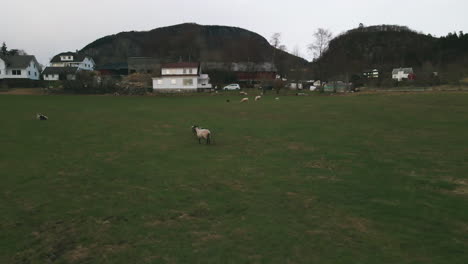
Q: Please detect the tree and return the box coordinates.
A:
[308,28,333,61]
[269,33,281,49]
[8,49,19,56]
[269,32,282,64]
[292,45,301,58]
[308,28,333,82]
[1,42,7,56]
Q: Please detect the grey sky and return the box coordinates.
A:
[2,0,467,65]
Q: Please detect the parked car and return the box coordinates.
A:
[223,84,241,90]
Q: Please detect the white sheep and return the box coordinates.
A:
[275,97,280,101]
[240,97,249,103]
[255,95,261,101]
[191,125,212,144]
[240,91,248,96]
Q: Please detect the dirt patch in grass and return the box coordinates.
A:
[287,142,314,152]
[95,152,120,162]
[339,216,370,233]
[451,178,468,195]
[304,158,335,170]
[223,180,247,192]
[66,245,90,262]
[0,88,45,95]
[191,231,223,243]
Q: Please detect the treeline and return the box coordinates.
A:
[314,25,468,86]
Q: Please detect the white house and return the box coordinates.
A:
[0,55,41,80]
[49,52,95,70]
[42,52,95,81]
[392,68,414,81]
[152,62,212,92]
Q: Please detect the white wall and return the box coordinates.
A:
[79,57,95,70]
[50,57,95,71]
[153,76,198,90]
[393,72,409,81]
[162,67,198,76]
[43,74,59,81]
[0,58,5,79]
[1,59,40,80]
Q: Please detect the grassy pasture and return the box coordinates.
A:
[0,93,467,263]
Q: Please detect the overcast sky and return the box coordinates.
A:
[2,0,467,65]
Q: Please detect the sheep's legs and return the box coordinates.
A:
[198,138,201,144]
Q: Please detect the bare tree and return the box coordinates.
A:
[308,28,333,61]
[269,33,282,49]
[308,28,333,85]
[269,33,282,64]
[292,45,301,58]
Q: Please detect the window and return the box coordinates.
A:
[28,71,31,75]
[183,79,193,86]
[188,68,193,74]
[166,69,172,74]
[157,79,162,85]
[171,79,176,84]
[35,72,37,76]
[12,70,21,75]
[183,69,187,74]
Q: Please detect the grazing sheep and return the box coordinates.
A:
[36,113,48,120]
[255,95,261,101]
[240,97,249,103]
[275,97,280,101]
[240,91,248,96]
[191,125,212,144]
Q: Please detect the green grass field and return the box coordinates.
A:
[1,93,467,263]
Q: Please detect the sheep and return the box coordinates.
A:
[240,91,248,96]
[36,113,48,120]
[255,95,261,101]
[275,97,280,101]
[240,97,249,103]
[191,125,212,144]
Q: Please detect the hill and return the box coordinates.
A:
[80,23,307,73]
[315,25,468,83]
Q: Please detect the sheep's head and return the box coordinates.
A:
[191,125,199,134]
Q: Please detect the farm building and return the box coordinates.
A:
[128,57,160,74]
[392,67,416,81]
[96,62,129,76]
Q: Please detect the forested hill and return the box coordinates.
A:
[316,25,468,80]
[80,23,307,69]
